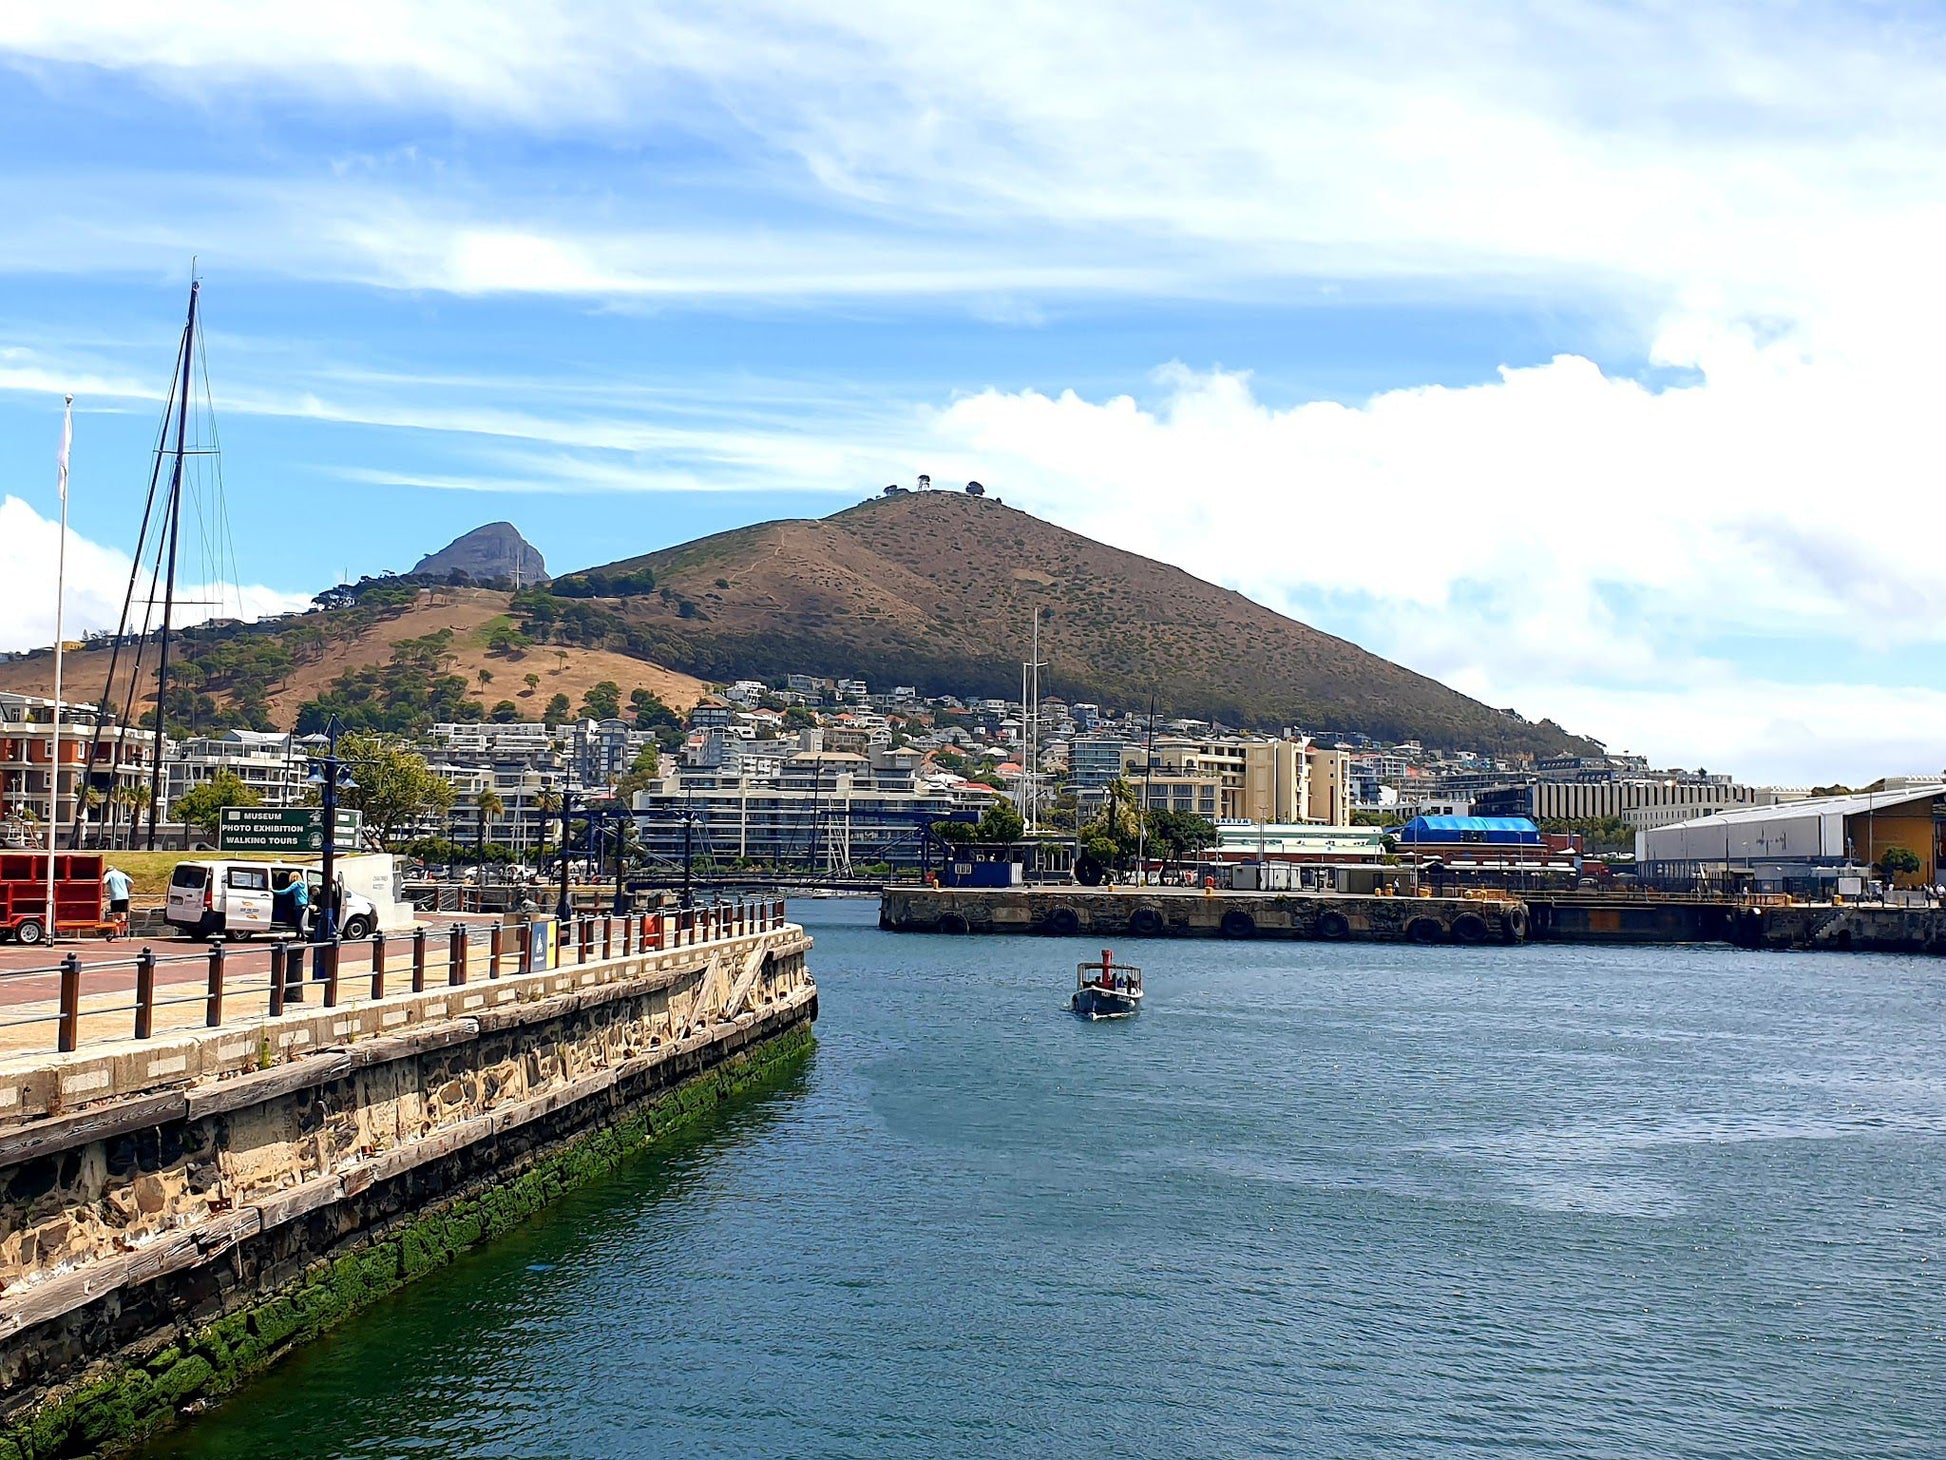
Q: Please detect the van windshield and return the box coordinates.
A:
[170,865,208,889]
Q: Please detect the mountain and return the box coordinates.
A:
[571,491,1595,755]
[412,522,548,585]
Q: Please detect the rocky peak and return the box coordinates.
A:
[412,522,548,585]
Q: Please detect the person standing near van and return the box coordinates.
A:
[289,873,311,940]
[103,864,132,939]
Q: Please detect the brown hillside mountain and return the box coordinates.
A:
[0,587,705,731]
[581,491,1595,754]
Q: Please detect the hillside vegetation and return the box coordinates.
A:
[0,585,706,736]
[567,492,1593,755]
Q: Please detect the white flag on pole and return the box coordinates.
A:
[58,394,71,502]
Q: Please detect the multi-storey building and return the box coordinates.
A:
[165,730,304,812]
[0,692,163,847]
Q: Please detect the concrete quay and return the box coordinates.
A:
[1728,901,1946,953]
[0,910,815,1458]
[880,885,1528,944]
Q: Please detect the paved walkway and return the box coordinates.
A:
[0,924,493,1060]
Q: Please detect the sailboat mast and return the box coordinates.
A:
[145,280,199,851]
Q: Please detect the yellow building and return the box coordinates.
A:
[1126,734,1351,827]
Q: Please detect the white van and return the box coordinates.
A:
[165,860,379,941]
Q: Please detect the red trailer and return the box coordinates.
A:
[0,852,112,944]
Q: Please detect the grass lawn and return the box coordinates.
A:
[96,850,290,897]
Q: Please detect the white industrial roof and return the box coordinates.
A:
[1656,783,1945,832]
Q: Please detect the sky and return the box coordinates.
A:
[1,2,1944,785]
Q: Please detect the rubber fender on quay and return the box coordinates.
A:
[936,913,970,935]
[1128,906,1165,936]
[1450,912,1489,945]
[1405,917,1444,945]
[1220,909,1257,939]
[1315,909,1351,940]
[1045,906,1082,937]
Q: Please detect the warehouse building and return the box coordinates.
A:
[1635,785,1946,892]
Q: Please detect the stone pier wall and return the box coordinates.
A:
[880,886,1528,944]
[0,925,815,1458]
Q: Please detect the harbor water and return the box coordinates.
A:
[148,900,1945,1458]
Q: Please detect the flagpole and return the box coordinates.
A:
[47,395,72,946]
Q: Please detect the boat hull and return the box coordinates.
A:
[1071,985,1141,1020]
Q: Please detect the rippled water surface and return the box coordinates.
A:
[149,901,1946,1458]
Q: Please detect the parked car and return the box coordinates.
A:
[165,860,378,941]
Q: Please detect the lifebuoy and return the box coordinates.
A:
[1406,917,1443,945]
[1220,909,1257,939]
[1128,907,1165,936]
[1315,910,1350,941]
[1451,913,1489,945]
[1046,907,1082,936]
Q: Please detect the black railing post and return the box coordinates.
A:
[322,938,340,1008]
[449,925,466,986]
[371,932,387,1001]
[134,947,157,1039]
[269,942,288,1018]
[57,953,81,1053]
[412,926,428,992]
[206,942,226,1027]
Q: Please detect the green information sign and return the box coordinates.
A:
[217,807,363,853]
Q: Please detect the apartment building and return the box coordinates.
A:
[0,692,162,846]
[165,730,303,811]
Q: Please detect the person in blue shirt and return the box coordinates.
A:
[104,865,132,938]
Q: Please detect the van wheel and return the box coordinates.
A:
[342,915,374,940]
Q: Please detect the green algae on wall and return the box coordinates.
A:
[2,1021,815,1460]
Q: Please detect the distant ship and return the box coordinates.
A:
[1071,948,1143,1020]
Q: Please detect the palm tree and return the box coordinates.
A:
[477,669,494,694]
[534,788,562,873]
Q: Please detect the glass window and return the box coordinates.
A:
[170,864,208,889]
[227,867,269,891]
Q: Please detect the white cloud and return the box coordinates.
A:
[916,336,1946,784]
[6,2,1946,785]
[0,496,313,654]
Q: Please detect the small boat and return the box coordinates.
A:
[1071,948,1143,1020]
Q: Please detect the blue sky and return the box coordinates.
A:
[3,3,1945,784]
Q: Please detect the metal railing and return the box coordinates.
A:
[0,898,789,1058]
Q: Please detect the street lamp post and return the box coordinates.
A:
[307,717,356,943]
[556,789,577,921]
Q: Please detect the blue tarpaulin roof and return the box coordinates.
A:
[1395,815,1542,844]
